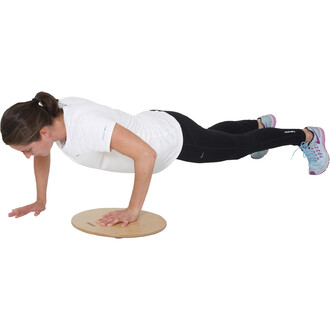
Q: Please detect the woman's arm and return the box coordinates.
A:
[96,123,157,227]
[8,154,50,218]
[34,154,51,204]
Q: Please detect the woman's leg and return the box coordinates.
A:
[209,115,275,159]
[208,119,259,134]
[164,111,306,163]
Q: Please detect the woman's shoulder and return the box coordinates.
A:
[59,96,93,107]
[59,97,102,119]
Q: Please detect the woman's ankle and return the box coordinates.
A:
[257,118,264,129]
[303,128,314,143]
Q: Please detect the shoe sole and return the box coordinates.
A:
[269,114,277,128]
[310,127,329,175]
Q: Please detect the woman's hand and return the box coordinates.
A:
[9,200,46,218]
[96,124,155,228]
[96,207,141,227]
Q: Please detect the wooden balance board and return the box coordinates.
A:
[71,208,167,238]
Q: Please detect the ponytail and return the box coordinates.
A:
[1,92,63,146]
[34,91,62,118]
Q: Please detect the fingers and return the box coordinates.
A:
[106,219,119,227]
[9,208,29,218]
[96,212,115,221]
[9,205,43,218]
[98,217,119,227]
[96,212,117,224]
[9,208,21,217]
[96,211,130,227]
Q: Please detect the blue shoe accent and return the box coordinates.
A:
[298,127,329,175]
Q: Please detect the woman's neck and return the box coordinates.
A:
[51,115,67,142]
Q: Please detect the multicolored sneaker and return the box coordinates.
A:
[299,127,329,175]
[251,114,277,159]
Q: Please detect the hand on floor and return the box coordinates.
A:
[9,200,46,218]
[96,208,140,227]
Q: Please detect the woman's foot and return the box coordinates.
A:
[251,114,277,159]
[299,127,329,175]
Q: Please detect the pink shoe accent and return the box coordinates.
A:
[320,127,327,148]
[269,114,277,127]
[308,127,329,175]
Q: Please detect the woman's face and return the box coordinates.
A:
[10,133,53,158]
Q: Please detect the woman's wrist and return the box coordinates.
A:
[36,198,46,205]
[127,205,141,215]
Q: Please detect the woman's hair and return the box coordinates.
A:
[1,92,63,146]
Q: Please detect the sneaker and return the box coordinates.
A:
[299,127,329,175]
[251,114,277,159]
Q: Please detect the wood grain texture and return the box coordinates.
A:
[71,208,166,238]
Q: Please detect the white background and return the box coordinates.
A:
[0,1,329,329]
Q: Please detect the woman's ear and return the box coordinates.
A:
[40,127,51,138]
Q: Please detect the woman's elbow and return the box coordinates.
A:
[150,148,157,160]
[143,147,157,161]
[134,146,157,163]
[134,149,157,170]
[143,148,157,163]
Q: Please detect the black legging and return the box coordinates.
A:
[155,110,306,163]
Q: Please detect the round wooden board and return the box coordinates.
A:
[71,208,167,238]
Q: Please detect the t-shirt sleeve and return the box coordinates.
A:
[80,113,116,152]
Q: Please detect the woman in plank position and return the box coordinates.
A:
[1,92,328,226]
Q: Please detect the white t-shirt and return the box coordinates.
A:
[56,97,183,173]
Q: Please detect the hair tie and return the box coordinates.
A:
[32,98,40,104]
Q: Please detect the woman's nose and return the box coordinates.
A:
[23,152,32,159]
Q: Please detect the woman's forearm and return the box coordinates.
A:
[128,151,156,213]
[34,154,51,203]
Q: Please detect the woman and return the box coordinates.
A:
[1,92,328,227]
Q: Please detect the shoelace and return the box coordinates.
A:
[291,142,320,163]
